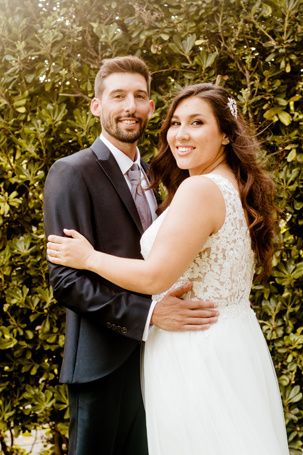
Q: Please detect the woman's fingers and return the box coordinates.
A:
[48,229,81,243]
[47,241,67,260]
[47,241,71,252]
[48,234,66,243]
[47,245,67,264]
[47,248,58,256]
[47,241,59,251]
[46,230,91,268]
[63,228,82,239]
[47,254,62,264]
[47,248,62,261]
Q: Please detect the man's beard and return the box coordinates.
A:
[102,115,148,143]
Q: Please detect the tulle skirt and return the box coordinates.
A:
[142,306,289,455]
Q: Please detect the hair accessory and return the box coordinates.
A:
[227,97,238,119]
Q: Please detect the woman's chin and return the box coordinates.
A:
[175,161,190,171]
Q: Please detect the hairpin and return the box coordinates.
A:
[227,97,237,119]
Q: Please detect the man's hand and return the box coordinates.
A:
[151,282,218,331]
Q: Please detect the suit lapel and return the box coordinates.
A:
[90,138,144,234]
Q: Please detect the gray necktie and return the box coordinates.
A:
[127,163,152,231]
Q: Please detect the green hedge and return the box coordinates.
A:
[0,0,302,453]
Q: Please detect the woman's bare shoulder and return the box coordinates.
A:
[176,174,224,202]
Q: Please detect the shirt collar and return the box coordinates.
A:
[100,134,141,175]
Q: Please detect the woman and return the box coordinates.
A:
[47,83,289,454]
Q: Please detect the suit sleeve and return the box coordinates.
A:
[44,158,151,341]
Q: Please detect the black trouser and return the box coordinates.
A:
[67,346,148,455]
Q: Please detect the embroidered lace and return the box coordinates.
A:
[141,173,255,316]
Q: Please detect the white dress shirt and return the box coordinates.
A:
[100,134,158,340]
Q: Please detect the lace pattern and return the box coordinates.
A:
[140,174,255,313]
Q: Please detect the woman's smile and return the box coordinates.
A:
[175,145,196,155]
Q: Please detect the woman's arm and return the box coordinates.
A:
[47,176,225,295]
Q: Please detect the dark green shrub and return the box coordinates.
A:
[0,0,302,452]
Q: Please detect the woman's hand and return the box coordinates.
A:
[47,229,95,270]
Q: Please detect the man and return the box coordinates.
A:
[44,56,218,455]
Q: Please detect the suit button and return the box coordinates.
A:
[122,327,127,334]
[106,322,112,329]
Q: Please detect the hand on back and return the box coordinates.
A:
[151,281,218,331]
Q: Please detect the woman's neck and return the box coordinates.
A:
[189,156,229,177]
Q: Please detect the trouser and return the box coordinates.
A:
[67,346,148,455]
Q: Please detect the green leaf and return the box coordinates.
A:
[287,149,296,162]
[263,107,283,120]
[278,111,292,125]
[181,33,196,54]
[15,106,26,113]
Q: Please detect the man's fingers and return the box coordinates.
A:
[182,316,218,325]
[168,282,192,298]
[182,309,219,318]
[184,299,218,310]
[153,294,219,332]
[170,299,219,316]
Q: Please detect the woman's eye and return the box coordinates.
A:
[170,121,180,127]
[192,120,203,126]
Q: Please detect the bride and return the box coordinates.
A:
[47,83,289,454]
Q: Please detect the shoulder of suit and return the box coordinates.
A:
[51,146,96,170]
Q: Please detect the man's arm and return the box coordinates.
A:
[44,158,151,341]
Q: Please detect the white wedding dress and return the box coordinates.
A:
[140,173,289,455]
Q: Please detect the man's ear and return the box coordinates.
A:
[148,99,155,119]
[90,97,102,117]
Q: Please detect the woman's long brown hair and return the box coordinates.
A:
[148,83,277,278]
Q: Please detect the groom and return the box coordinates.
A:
[44,55,218,455]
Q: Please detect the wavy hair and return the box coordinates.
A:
[149,83,277,278]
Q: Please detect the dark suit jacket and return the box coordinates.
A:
[44,138,152,384]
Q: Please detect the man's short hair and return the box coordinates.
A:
[94,55,151,97]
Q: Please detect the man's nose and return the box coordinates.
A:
[124,95,136,114]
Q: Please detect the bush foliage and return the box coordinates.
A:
[0,0,302,453]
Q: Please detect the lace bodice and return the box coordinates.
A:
[140,173,255,313]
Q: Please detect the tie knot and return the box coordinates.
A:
[127,163,141,185]
[130,163,140,171]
